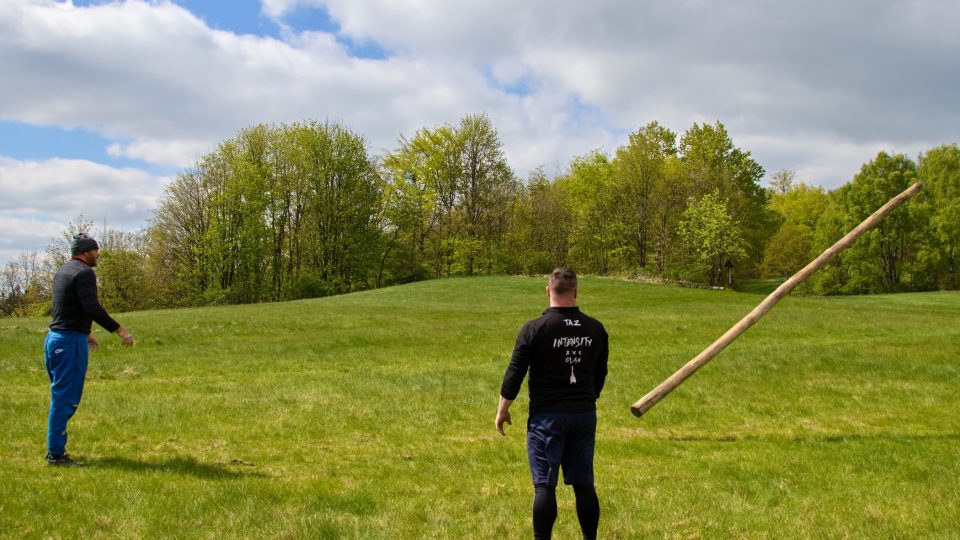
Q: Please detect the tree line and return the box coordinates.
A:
[2,114,958,316]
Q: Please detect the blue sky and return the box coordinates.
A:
[1,0,958,264]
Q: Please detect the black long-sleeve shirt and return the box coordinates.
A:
[500,306,609,415]
[49,258,120,335]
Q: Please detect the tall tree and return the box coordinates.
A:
[816,152,919,293]
[507,168,572,274]
[384,113,515,277]
[611,121,677,270]
[677,190,748,286]
[650,156,691,276]
[148,169,214,305]
[147,121,382,304]
[389,124,462,277]
[96,228,152,312]
[679,121,773,276]
[917,144,960,289]
[299,121,382,293]
[559,151,616,274]
[455,114,517,275]
[376,156,436,286]
[769,169,796,195]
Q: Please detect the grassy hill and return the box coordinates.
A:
[1,276,958,538]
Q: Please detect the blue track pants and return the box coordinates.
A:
[44,330,88,457]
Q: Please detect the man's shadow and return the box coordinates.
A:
[85,456,268,479]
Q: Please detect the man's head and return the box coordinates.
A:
[547,267,577,306]
[70,233,100,267]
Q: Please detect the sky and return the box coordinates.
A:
[1,0,958,265]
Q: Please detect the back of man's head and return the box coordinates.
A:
[70,233,99,256]
[549,267,578,296]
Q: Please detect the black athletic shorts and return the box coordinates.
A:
[526,410,597,486]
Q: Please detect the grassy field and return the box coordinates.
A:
[1,276,958,538]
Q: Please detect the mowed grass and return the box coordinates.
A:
[1,276,958,538]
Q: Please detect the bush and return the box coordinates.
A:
[288,273,335,300]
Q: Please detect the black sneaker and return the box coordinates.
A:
[46,453,80,466]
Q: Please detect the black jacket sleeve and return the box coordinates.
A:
[500,323,532,400]
[76,268,121,333]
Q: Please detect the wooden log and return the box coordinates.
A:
[631,182,923,418]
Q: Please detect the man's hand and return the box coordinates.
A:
[495,396,514,436]
[495,410,512,436]
[116,326,135,347]
[87,333,99,351]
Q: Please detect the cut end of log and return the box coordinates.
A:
[630,394,657,417]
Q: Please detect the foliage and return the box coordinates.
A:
[813,152,923,294]
[677,189,748,285]
[769,182,830,231]
[0,250,46,316]
[96,230,154,312]
[5,119,960,319]
[610,121,678,270]
[768,169,796,194]
[504,168,572,275]
[761,182,829,280]
[383,113,517,278]
[760,222,813,279]
[916,144,960,290]
[559,150,617,274]
[678,121,774,278]
[148,121,383,305]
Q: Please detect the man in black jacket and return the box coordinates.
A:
[44,233,134,466]
[496,267,609,540]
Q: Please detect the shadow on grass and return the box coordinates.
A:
[86,456,269,479]
[808,432,960,444]
[665,432,960,444]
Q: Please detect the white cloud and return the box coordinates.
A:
[0,0,540,166]
[0,214,63,257]
[0,156,167,230]
[296,0,959,178]
[0,0,957,264]
[259,0,307,20]
[738,134,933,189]
[5,0,951,183]
[106,138,215,168]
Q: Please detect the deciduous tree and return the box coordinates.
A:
[917,144,960,289]
[611,121,677,270]
[677,190,747,285]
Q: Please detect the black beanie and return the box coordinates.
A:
[70,233,99,256]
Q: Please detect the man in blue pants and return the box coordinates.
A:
[45,233,134,466]
[496,267,609,539]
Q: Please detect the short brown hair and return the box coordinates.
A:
[549,267,578,296]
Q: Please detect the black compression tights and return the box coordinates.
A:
[573,485,600,539]
[533,485,558,539]
[532,485,600,540]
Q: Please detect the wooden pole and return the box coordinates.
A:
[630,182,923,418]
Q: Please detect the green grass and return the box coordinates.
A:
[737,278,785,295]
[2,276,959,538]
